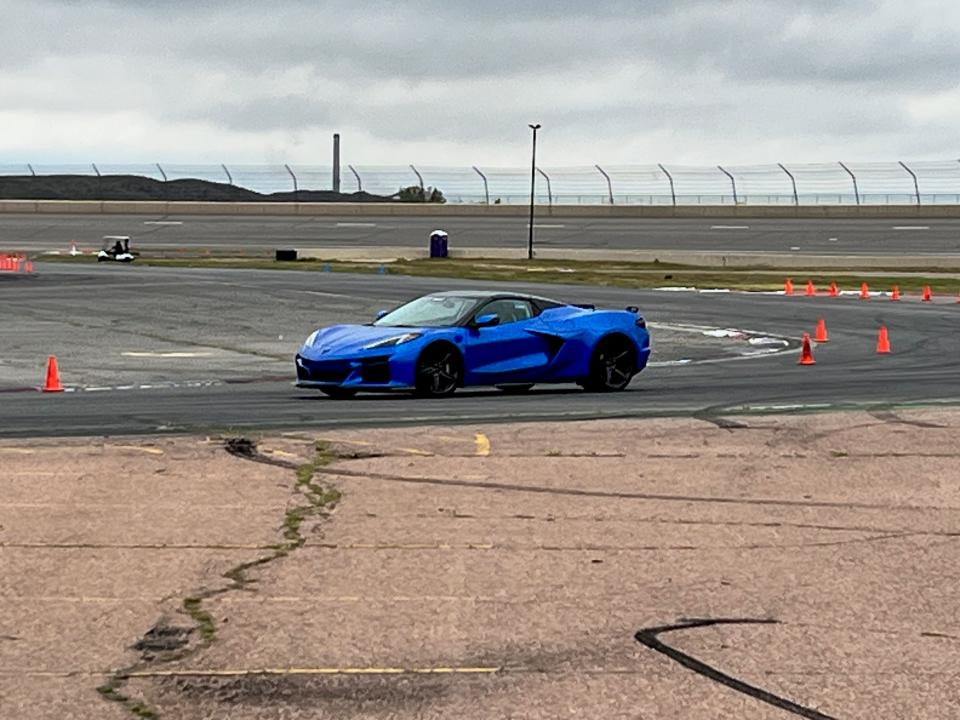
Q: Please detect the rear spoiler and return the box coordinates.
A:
[626,305,639,313]
[573,303,595,310]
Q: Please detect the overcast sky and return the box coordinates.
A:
[2,0,959,167]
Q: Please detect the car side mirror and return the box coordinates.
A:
[375,310,388,320]
[474,313,500,328]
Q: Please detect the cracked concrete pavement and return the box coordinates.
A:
[2,410,960,718]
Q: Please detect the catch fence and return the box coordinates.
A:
[3,161,960,205]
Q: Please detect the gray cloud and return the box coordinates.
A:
[1,0,959,164]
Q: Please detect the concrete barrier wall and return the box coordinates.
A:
[3,199,960,219]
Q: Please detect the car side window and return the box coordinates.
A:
[476,299,536,325]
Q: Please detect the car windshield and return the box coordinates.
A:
[374,295,480,328]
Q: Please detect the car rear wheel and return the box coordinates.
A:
[582,335,635,392]
[495,383,534,394]
[320,387,357,399]
[414,344,462,397]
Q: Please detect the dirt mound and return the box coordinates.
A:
[0,175,394,202]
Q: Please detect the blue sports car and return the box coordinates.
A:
[295,291,650,398]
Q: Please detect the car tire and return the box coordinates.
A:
[414,344,462,397]
[495,383,534,394]
[581,335,635,392]
[320,387,358,399]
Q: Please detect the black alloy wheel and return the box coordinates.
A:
[582,336,635,392]
[415,345,462,397]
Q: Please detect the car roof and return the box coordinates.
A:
[426,290,564,305]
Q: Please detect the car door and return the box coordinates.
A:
[462,298,551,385]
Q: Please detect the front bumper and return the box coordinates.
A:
[294,352,414,391]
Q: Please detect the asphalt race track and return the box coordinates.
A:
[2,265,959,437]
[4,212,960,256]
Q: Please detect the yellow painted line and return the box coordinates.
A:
[106,445,164,455]
[475,433,491,457]
[127,666,501,678]
[0,448,35,455]
[5,472,57,477]
[398,447,434,456]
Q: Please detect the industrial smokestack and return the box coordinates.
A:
[333,133,341,193]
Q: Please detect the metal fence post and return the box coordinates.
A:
[717,165,738,205]
[838,162,859,205]
[92,163,102,201]
[284,164,298,196]
[657,163,676,206]
[536,167,553,205]
[409,164,424,192]
[899,161,920,206]
[221,164,233,185]
[595,165,614,204]
[348,165,362,192]
[777,163,799,206]
[156,163,168,202]
[472,166,489,204]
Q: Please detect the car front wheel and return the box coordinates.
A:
[414,344,462,397]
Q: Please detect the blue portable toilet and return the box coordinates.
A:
[429,230,449,259]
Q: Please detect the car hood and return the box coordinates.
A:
[300,324,428,356]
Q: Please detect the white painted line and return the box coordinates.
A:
[828,237,838,242]
[710,225,750,230]
[789,246,800,250]
[300,290,356,299]
[892,226,929,230]
[143,221,183,226]
[535,224,566,229]
[335,222,377,228]
[737,403,832,412]
[122,352,213,358]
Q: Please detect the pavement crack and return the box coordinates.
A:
[317,467,960,513]
[635,618,837,719]
[868,409,949,429]
[95,438,342,719]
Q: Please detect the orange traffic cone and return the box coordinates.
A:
[891,286,900,301]
[814,318,829,343]
[798,333,816,365]
[922,285,932,302]
[876,326,891,354]
[859,282,870,300]
[784,278,795,296]
[43,355,64,392]
[805,279,816,296]
[828,281,839,297]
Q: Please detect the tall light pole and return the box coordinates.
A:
[527,123,541,260]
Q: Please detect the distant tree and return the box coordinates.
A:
[396,185,446,203]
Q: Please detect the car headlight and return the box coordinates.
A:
[363,332,422,349]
